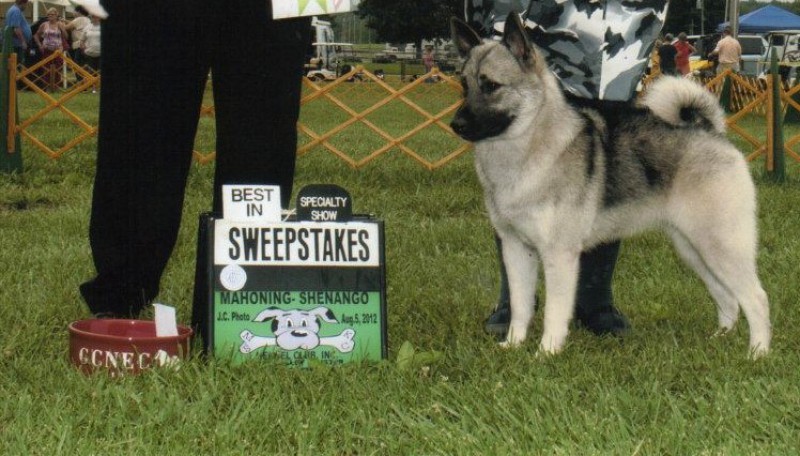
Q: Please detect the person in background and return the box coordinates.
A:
[648,38,662,76]
[423,45,434,72]
[710,26,742,74]
[422,45,436,82]
[33,7,67,91]
[22,17,48,90]
[80,0,310,343]
[674,32,696,76]
[77,13,101,92]
[65,6,91,78]
[657,33,678,76]
[4,0,31,61]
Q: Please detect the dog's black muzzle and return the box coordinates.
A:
[451,105,514,142]
[450,107,475,140]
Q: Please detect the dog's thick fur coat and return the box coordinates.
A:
[450,15,771,357]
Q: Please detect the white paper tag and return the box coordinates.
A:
[153,303,179,337]
[272,0,359,19]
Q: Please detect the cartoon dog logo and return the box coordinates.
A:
[239,306,355,354]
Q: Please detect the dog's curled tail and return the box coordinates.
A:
[641,76,726,134]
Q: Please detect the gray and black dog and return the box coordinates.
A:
[450,14,771,357]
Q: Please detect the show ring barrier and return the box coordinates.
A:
[3,50,799,173]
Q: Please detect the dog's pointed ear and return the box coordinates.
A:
[451,17,482,58]
[502,13,533,63]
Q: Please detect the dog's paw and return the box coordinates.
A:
[538,334,566,356]
[749,344,769,360]
[498,339,522,349]
[534,348,556,359]
[711,327,733,339]
[499,325,528,349]
[536,345,562,357]
[499,330,527,349]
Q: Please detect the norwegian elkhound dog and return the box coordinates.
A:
[450,14,771,357]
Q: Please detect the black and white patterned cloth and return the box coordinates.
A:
[464,0,669,101]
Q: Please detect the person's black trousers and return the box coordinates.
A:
[80,0,310,317]
[487,235,625,335]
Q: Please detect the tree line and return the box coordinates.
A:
[348,0,790,52]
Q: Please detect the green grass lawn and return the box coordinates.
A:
[1,90,799,455]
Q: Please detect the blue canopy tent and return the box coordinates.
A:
[718,5,800,34]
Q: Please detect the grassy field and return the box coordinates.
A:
[1,89,800,455]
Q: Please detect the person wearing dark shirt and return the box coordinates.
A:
[658,34,678,76]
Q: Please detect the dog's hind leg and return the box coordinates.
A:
[499,235,539,347]
[672,223,771,357]
[538,248,581,355]
[666,228,740,332]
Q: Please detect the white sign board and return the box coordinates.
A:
[222,185,282,222]
[205,215,387,367]
[272,0,359,19]
[213,220,381,267]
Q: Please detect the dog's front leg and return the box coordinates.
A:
[539,249,580,355]
[499,235,538,347]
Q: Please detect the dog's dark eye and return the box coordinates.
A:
[286,320,293,328]
[480,79,501,94]
[301,319,308,327]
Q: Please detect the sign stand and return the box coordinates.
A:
[195,185,387,367]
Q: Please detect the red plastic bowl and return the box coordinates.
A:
[68,319,192,375]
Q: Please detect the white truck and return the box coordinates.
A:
[373,43,419,62]
[306,17,355,81]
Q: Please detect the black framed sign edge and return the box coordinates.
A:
[200,214,388,363]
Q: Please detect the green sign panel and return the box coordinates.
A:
[205,217,387,367]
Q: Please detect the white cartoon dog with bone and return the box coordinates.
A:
[239,306,355,353]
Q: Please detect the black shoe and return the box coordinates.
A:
[80,277,149,319]
[484,303,510,337]
[575,306,630,337]
[92,311,127,319]
[485,303,630,337]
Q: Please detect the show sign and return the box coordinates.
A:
[296,184,352,222]
[272,0,359,19]
[222,184,282,222]
[203,185,386,367]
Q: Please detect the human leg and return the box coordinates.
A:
[72,49,85,83]
[573,241,629,335]
[191,1,310,344]
[484,234,511,335]
[486,236,629,337]
[80,0,209,317]
[208,1,310,212]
